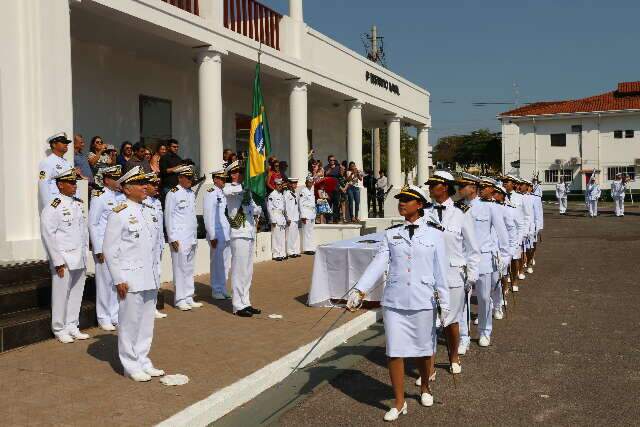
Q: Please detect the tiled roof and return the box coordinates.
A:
[499,81,640,117]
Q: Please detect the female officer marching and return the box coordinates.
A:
[346,185,450,422]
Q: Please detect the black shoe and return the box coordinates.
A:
[246,306,262,314]
[304,251,316,256]
[235,308,253,317]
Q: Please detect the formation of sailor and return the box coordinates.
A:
[284,178,301,258]
[143,173,168,319]
[299,175,317,255]
[556,177,569,215]
[203,168,232,300]
[611,173,628,217]
[267,178,287,261]
[38,132,73,211]
[586,176,601,217]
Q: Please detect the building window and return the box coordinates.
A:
[614,130,623,139]
[625,130,634,138]
[545,170,559,183]
[561,169,572,182]
[139,95,172,146]
[550,133,566,147]
[607,166,636,181]
[235,113,251,156]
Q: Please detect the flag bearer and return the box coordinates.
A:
[143,173,168,319]
[267,178,287,261]
[299,174,317,255]
[284,178,301,258]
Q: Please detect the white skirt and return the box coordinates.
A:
[383,307,437,358]
[448,286,465,325]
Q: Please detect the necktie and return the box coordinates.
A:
[506,192,512,200]
[405,224,419,239]
[434,205,446,222]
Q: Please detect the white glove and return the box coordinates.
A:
[464,279,474,293]
[346,289,364,312]
[441,308,453,327]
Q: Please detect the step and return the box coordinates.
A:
[0,260,50,287]
[0,301,97,353]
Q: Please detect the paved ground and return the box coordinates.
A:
[0,254,367,426]
[271,205,640,426]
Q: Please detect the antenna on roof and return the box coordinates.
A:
[362,25,386,67]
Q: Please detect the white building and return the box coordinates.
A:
[0,0,432,264]
[499,81,640,195]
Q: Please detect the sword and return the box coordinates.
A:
[434,289,457,388]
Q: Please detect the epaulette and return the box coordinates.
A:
[425,202,433,209]
[207,187,215,192]
[112,203,127,213]
[92,189,105,197]
[454,200,470,213]
[426,221,445,232]
[386,223,403,230]
[51,198,61,208]
[170,187,179,193]
[73,196,83,203]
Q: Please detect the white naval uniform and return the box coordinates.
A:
[267,189,287,259]
[611,180,627,216]
[40,194,88,338]
[356,217,450,357]
[506,191,526,260]
[299,186,316,252]
[103,201,159,377]
[89,188,126,327]
[142,197,164,284]
[38,153,72,212]
[284,189,300,256]
[586,183,601,217]
[203,186,231,295]
[556,183,569,214]
[532,193,544,238]
[164,185,198,306]
[521,193,535,250]
[465,197,510,341]
[491,201,517,313]
[224,183,262,313]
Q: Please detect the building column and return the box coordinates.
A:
[417,125,430,186]
[373,128,381,177]
[387,116,402,188]
[289,80,309,183]
[288,0,304,59]
[347,100,367,219]
[197,49,224,180]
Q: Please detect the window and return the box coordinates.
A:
[561,169,572,182]
[139,95,172,146]
[625,130,634,138]
[545,170,559,183]
[550,133,566,147]
[235,113,251,156]
[614,130,623,139]
[571,125,582,133]
[607,166,636,181]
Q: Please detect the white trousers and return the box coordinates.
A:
[588,200,598,217]
[459,288,472,344]
[614,197,625,216]
[230,237,254,312]
[476,272,498,338]
[94,255,119,326]
[558,197,567,214]
[171,241,197,306]
[271,224,286,258]
[286,221,300,256]
[118,289,157,376]
[301,219,315,252]
[491,279,504,312]
[209,240,231,295]
[51,268,86,337]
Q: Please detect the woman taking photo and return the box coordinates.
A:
[346,161,363,222]
[347,185,450,421]
[88,136,111,175]
[150,143,167,174]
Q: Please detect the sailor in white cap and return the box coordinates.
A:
[556,176,569,215]
[40,168,90,344]
[267,177,287,261]
[299,174,317,255]
[611,172,627,217]
[347,184,450,419]
[519,180,536,275]
[502,175,527,287]
[164,164,201,311]
[89,165,126,330]
[38,132,73,212]
[103,166,164,382]
[203,168,232,300]
[284,178,301,258]
[223,160,263,317]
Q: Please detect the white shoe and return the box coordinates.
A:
[507,276,511,283]
[512,285,519,292]
[155,310,167,319]
[518,273,526,280]
[478,336,491,347]
[420,392,434,407]
[99,323,116,332]
[188,301,204,308]
[129,371,152,382]
[383,401,408,421]
[56,334,74,344]
[458,341,469,355]
[473,317,478,325]
[144,367,165,377]
[526,267,534,274]
[532,259,536,266]
[176,303,192,311]
[414,371,436,386]
[450,362,462,374]
[70,331,90,340]
[493,309,504,320]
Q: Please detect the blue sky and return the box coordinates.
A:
[263,0,639,143]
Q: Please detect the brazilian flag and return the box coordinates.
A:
[245,62,271,205]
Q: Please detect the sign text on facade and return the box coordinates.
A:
[366,71,400,96]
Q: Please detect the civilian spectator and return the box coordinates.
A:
[313,160,325,183]
[124,142,152,173]
[223,148,234,165]
[376,169,388,217]
[279,160,289,181]
[267,157,281,192]
[117,141,133,169]
[338,164,349,223]
[316,186,331,224]
[159,139,183,196]
[88,136,112,175]
[346,161,363,222]
[105,145,118,168]
[73,134,93,183]
[143,147,152,162]
[324,155,341,223]
[150,142,167,173]
[363,168,377,216]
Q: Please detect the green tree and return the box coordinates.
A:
[433,129,501,174]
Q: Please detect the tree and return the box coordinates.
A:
[433,129,501,174]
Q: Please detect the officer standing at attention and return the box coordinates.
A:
[267,178,287,261]
[89,165,126,331]
[38,132,73,212]
[299,174,317,255]
[586,175,601,217]
[40,168,90,344]
[457,173,509,348]
[347,185,450,420]
[611,173,627,217]
[556,177,569,215]
[203,168,232,300]
[103,166,164,382]
[501,176,526,292]
[224,161,262,317]
[143,173,168,319]
[165,165,202,311]
[284,178,301,258]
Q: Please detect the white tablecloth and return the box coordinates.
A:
[307,232,386,307]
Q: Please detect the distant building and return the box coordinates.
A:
[499,81,640,194]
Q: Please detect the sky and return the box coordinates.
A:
[262,0,640,144]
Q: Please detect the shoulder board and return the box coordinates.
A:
[454,200,470,213]
[424,202,433,209]
[92,189,104,197]
[170,187,179,193]
[73,196,83,203]
[426,221,445,232]
[51,198,61,208]
[207,187,215,192]
[112,203,127,213]
[386,223,403,230]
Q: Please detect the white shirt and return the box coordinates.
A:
[611,180,626,198]
[142,196,165,261]
[203,185,231,242]
[556,182,568,198]
[164,185,198,246]
[267,189,287,226]
[468,197,510,274]
[506,191,526,246]
[224,183,262,239]
[376,176,388,191]
[40,193,88,270]
[299,186,316,220]
[284,189,300,222]
[38,153,72,211]
[587,183,601,201]
[89,187,126,254]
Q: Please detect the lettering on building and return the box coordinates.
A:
[366,71,400,96]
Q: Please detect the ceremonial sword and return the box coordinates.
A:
[434,289,457,388]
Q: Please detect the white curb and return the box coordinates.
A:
[157,309,382,427]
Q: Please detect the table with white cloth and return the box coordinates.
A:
[307,232,386,307]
